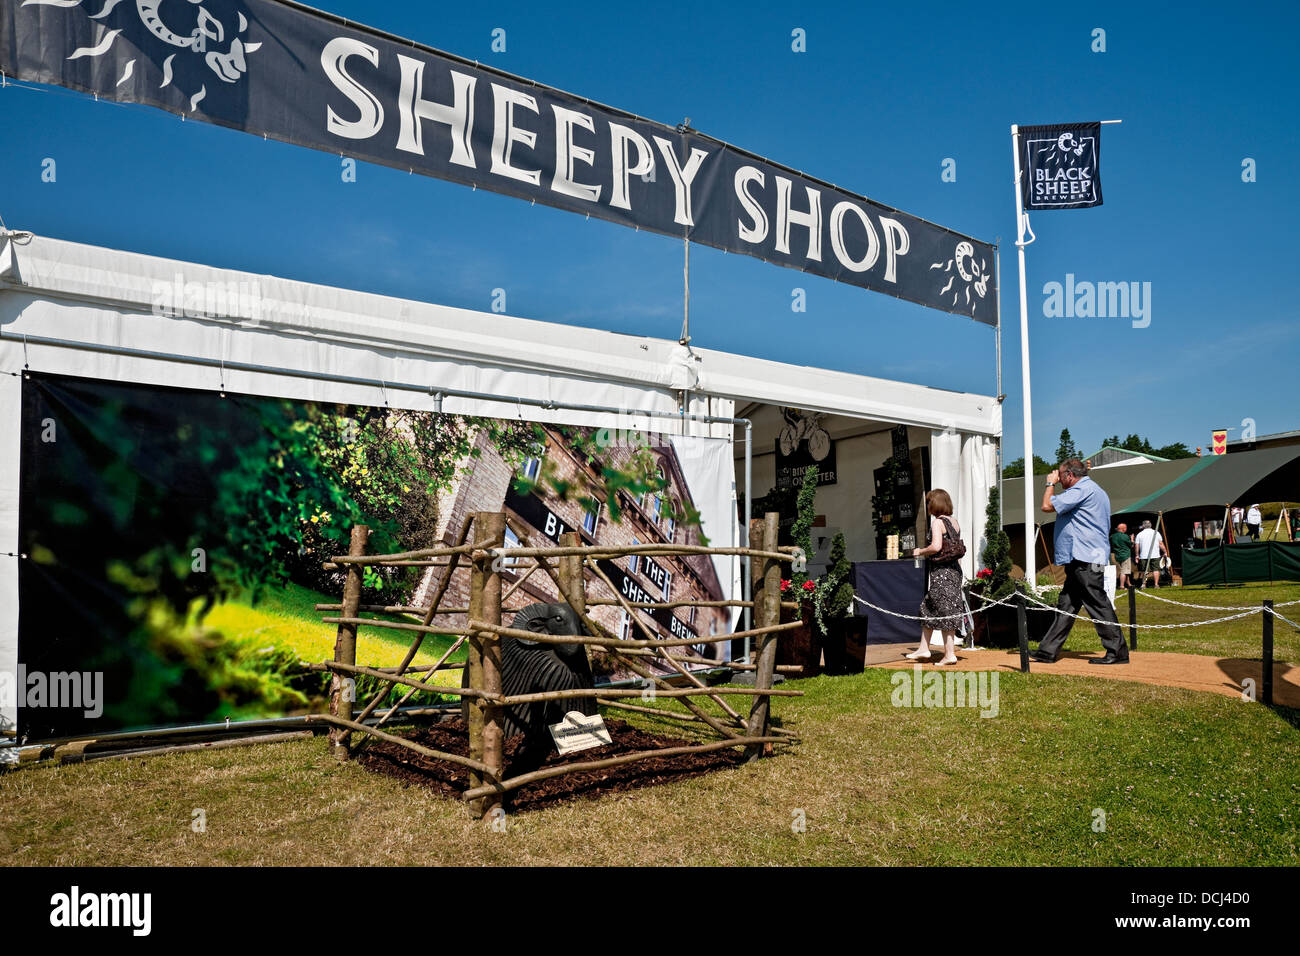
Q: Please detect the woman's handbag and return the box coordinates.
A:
[934,516,966,563]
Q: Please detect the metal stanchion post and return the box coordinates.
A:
[1016,591,1030,673]
[1262,599,1274,706]
[1128,583,1138,651]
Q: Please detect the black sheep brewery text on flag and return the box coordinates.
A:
[0,0,997,325]
[1019,123,1104,210]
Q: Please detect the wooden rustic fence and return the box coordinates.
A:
[310,510,803,818]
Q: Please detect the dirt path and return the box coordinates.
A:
[867,647,1300,707]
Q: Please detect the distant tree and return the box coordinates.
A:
[1002,455,1054,478]
[1120,433,1156,455]
[1153,441,1196,460]
[1055,428,1079,463]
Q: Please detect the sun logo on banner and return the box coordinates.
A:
[24,0,262,111]
[1038,132,1090,165]
[929,240,989,314]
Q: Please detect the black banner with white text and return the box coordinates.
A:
[1,0,997,323]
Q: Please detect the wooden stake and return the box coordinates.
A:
[584,556,750,731]
[466,512,505,819]
[314,715,496,778]
[467,618,797,650]
[329,524,369,760]
[557,531,591,669]
[746,512,781,761]
[521,545,745,739]
[351,516,477,732]
[461,736,786,802]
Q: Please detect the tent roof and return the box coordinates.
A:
[0,233,1000,436]
[1002,458,1200,526]
[1087,445,1169,463]
[1002,447,1300,526]
[1120,446,1300,514]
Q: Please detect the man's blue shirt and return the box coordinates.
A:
[1051,475,1112,565]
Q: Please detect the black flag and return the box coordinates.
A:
[1019,123,1103,210]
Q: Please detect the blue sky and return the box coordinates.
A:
[2,0,1297,463]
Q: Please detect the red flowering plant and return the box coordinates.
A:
[976,568,993,580]
[776,466,854,635]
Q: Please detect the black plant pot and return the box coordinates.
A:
[776,604,822,678]
[969,590,1058,648]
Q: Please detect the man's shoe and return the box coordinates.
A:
[1028,651,1057,663]
[1089,654,1130,665]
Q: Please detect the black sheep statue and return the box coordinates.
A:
[462,602,597,769]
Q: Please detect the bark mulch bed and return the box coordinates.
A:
[354,717,746,812]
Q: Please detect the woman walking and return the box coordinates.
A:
[906,489,966,665]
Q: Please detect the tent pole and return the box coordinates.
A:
[680,235,691,345]
[995,244,1004,533]
[1011,124,1037,588]
[742,420,753,658]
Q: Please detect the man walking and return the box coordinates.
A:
[1111,522,1133,589]
[1134,519,1167,588]
[1031,458,1128,665]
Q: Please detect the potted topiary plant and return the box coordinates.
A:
[814,530,857,674]
[776,465,822,678]
[965,484,1057,647]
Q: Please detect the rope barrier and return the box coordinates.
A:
[852,589,1025,622]
[1018,591,1263,629]
[852,590,1265,630]
[1265,606,1300,630]
[1131,589,1300,612]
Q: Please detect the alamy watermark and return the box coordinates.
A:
[152,273,263,321]
[1042,274,1151,328]
[0,666,104,718]
[890,664,999,718]
[591,407,674,451]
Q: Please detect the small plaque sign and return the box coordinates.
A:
[548,711,613,755]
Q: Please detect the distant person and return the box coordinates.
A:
[1031,459,1128,665]
[1246,503,1263,540]
[1134,520,1168,588]
[905,489,965,666]
[1111,522,1133,589]
[1232,505,1244,536]
[1290,509,1300,542]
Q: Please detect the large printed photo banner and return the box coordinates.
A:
[1,0,997,323]
[14,373,734,740]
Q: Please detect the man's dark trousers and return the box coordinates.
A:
[1037,560,1126,658]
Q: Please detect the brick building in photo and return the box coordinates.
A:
[411,423,729,676]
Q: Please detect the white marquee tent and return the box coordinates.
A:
[0,231,1000,733]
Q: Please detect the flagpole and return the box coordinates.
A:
[1011,123,1037,588]
[994,244,1004,532]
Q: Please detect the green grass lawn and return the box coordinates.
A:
[201,582,465,678]
[4,668,1297,866]
[1102,583,1300,662]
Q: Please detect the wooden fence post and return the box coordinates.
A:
[329,524,369,760]
[746,511,781,761]
[467,512,506,819]
[746,517,764,664]
[558,530,589,664]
